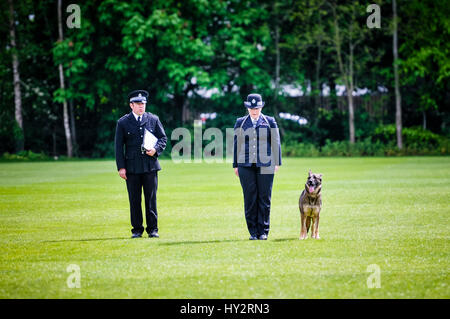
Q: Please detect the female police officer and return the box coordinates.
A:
[233,93,282,240]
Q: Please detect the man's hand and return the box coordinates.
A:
[275,165,279,173]
[234,167,239,177]
[146,148,156,156]
[118,168,127,180]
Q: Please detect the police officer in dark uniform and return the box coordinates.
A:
[115,90,167,238]
[233,93,282,240]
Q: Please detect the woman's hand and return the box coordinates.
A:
[275,165,279,173]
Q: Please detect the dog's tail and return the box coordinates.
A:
[305,217,311,233]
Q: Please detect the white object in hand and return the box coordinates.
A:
[142,128,158,150]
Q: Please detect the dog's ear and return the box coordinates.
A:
[317,173,323,179]
[308,169,312,177]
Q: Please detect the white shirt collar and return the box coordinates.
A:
[132,112,141,121]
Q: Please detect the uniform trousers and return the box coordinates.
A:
[238,165,274,237]
[125,171,158,234]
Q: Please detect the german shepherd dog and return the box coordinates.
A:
[299,170,322,239]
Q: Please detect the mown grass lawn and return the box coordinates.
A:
[0,157,449,298]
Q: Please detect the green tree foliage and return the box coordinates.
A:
[398,0,450,129]
[0,0,447,157]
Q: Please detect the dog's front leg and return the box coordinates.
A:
[300,213,307,240]
[310,216,316,239]
[313,214,320,239]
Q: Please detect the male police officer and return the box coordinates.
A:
[115,90,167,238]
[233,93,282,240]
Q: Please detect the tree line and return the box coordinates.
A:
[1,0,448,158]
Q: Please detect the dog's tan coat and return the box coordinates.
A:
[299,170,322,239]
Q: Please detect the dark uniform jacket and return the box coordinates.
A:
[233,114,282,168]
[115,112,167,174]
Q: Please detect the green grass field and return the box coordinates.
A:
[0,157,449,299]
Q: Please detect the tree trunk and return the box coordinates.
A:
[347,90,355,143]
[69,97,78,156]
[272,10,285,136]
[422,110,426,130]
[393,0,403,149]
[314,44,322,111]
[52,128,57,157]
[314,11,323,112]
[58,0,73,157]
[329,77,337,110]
[313,12,323,142]
[274,22,280,102]
[67,79,78,156]
[8,0,24,152]
[348,41,355,144]
[332,5,355,143]
[181,97,190,124]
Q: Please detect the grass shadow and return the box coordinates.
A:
[42,237,302,244]
[42,237,247,244]
[42,237,130,243]
[160,237,302,245]
[159,238,248,246]
[271,237,299,242]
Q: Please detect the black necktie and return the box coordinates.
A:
[137,116,141,125]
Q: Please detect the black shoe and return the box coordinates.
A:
[131,233,142,238]
[249,235,258,240]
[258,234,268,240]
[149,231,159,238]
